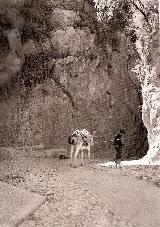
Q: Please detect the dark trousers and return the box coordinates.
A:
[115,145,122,162]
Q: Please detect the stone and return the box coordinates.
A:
[45,148,67,158]
[0,182,45,227]
[51,8,81,28]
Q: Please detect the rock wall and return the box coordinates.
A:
[0,1,24,85]
[131,2,160,163]
[0,0,148,159]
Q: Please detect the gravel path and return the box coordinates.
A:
[0,157,160,227]
[64,166,160,227]
[95,163,160,187]
[20,179,131,227]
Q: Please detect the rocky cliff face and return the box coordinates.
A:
[0,1,24,85]
[131,2,160,164]
[0,0,148,159]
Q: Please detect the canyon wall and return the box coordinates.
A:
[131,1,160,163]
[0,0,148,159]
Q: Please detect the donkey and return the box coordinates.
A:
[68,129,94,167]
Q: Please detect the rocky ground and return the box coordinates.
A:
[94,162,160,188]
[0,155,159,227]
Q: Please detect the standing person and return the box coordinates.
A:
[113,130,125,169]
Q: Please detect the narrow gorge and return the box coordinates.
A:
[1,0,158,161]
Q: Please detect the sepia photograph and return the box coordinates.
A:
[0,0,159,226]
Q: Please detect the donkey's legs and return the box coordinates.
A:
[70,145,75,167]
[70,145,74,161]
[87,145,91,162]
[74,145,81,161]
[80,150,84,166]
[73,144,81,167]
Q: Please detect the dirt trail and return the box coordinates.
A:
[60,167,160,227]
[1,158,160,227]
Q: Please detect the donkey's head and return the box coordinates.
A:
[68,133,81,145]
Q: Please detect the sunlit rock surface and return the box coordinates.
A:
[97,0,159,165]
[131,0,160,164]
